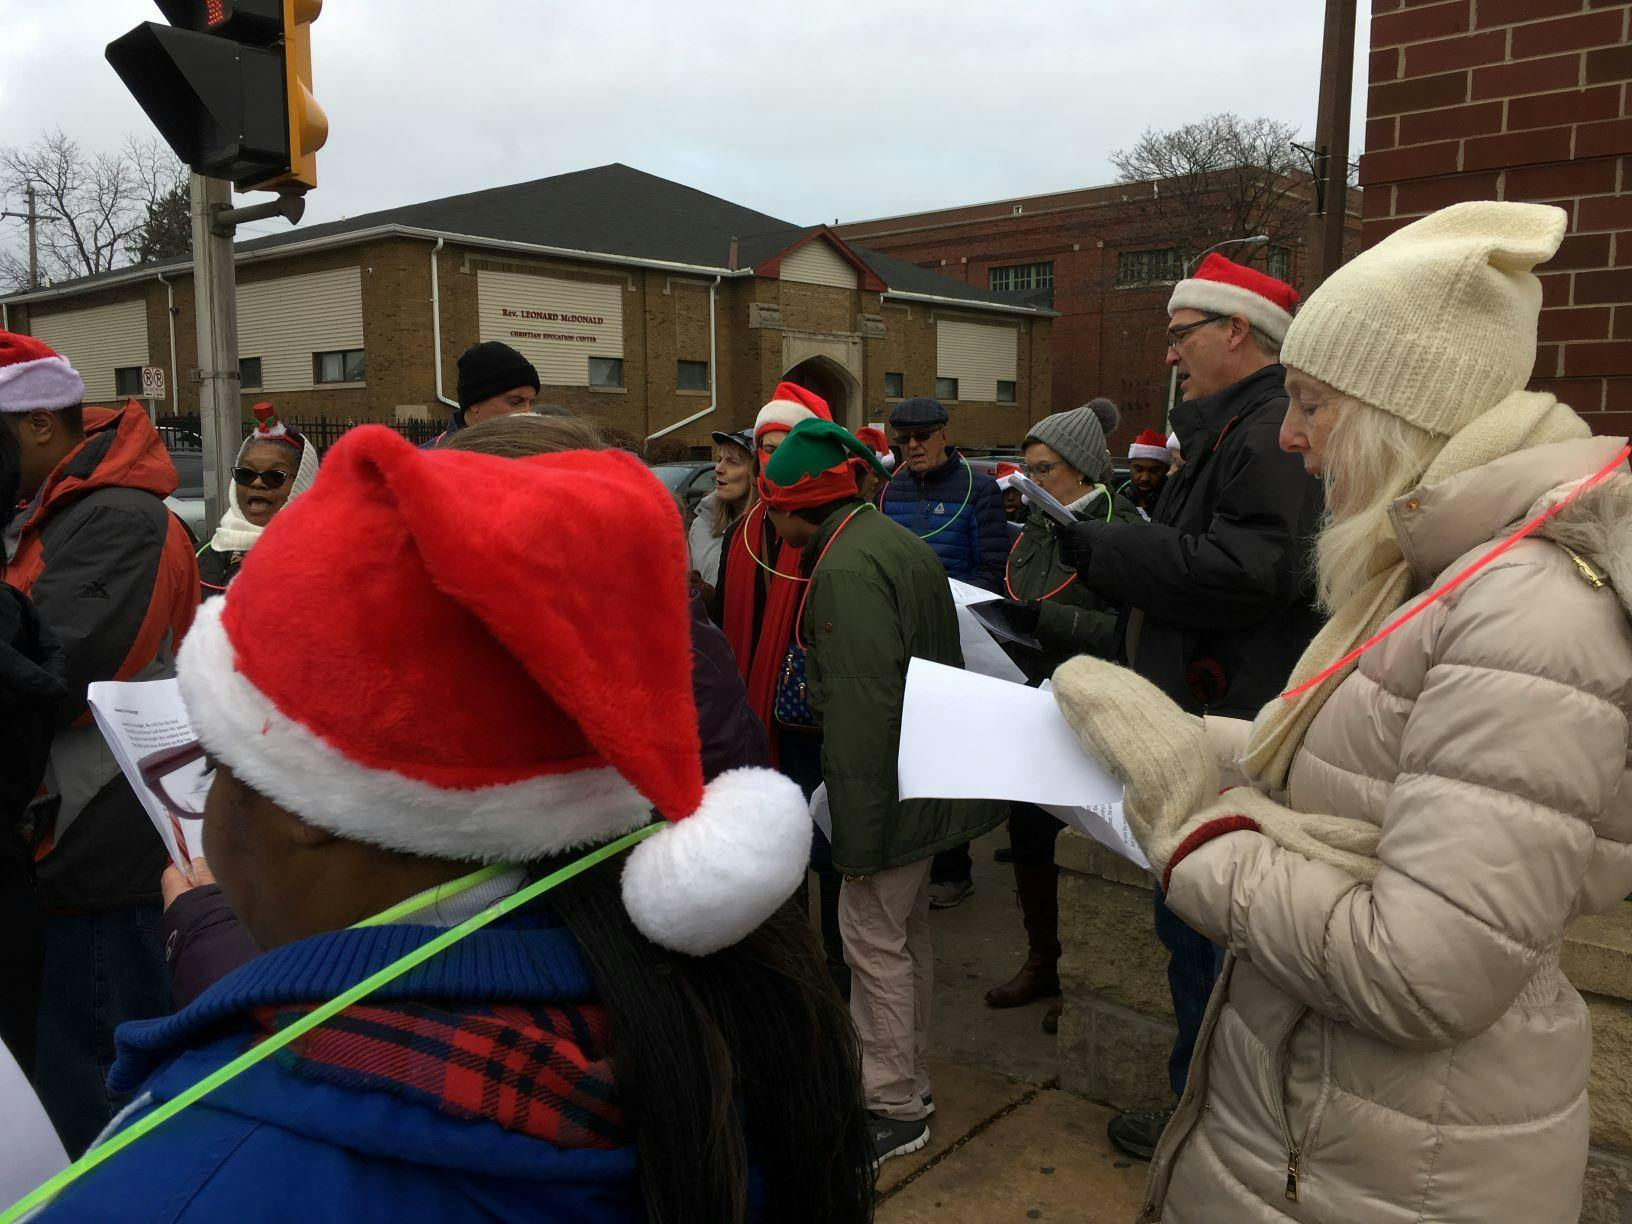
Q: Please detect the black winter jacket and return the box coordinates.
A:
[1063,364,1323,717]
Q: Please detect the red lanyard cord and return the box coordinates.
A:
[1281,443,1632,700]
[792,504,871,649]
[1002,486,1113,601]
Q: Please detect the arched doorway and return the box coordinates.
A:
[782,355,860,429]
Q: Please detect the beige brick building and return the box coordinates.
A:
[0,165,1053,452]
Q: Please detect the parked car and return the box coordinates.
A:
[163,446,206,542]
[649,461,716,519]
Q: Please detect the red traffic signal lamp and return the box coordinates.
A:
[107,0,327,193]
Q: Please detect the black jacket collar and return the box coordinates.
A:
[1170,363,1286,457]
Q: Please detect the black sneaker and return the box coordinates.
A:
[869,1111,929,1167]
[1106,1103,1176,1162]
[928,879,974,909]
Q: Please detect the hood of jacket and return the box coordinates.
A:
[22,402,178,534]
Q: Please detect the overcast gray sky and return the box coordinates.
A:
[2,0,1369,251]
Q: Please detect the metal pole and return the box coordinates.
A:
[1306,0,1357,289]
[191,173,240,536]
[25,185,37,290]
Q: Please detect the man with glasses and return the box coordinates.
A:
[0,331,198,1154]
[1056,255,1323,1162]
[877,396,1007,909]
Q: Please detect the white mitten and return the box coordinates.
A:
[1052,656,1220,877]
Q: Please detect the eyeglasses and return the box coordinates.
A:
[1165,314,1228,350]
[232,466,290,490]
[1021,460,1063,478]
[892,429,941,447]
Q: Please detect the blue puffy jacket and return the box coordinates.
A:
[31,915,643,1223]
[876,452,1008,591]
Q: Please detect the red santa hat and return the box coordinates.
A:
[853,425,896,470]
[0,331,85,414]
[177,426,809,957]
[753,381,833,444]
[1168,253,1299,344]
[994,461,1022,492]
[1127,429,1172,463]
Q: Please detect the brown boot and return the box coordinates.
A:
[984,863,1061,1008]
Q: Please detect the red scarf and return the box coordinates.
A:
[721,504,803,762]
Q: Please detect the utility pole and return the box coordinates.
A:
[25,186,37,290]
[191,173,304,534]
[1304,0,1357,290]
[1,185,46,289]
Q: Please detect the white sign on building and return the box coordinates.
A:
[476,270,624,386]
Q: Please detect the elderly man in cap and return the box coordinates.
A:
[427,341,541,446]
[877,396,1008,908]
[1057,254,1323,1162]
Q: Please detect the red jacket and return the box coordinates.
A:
[4,402,199,908]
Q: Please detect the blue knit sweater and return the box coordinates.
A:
[30,915,642,1223]
[877,451,1008,591]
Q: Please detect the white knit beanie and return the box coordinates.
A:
[1281,200,1566,437]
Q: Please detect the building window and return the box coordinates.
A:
[935,376,959,401]
[314,349,365,384]
[240,357,263,390]
[884,371,904,399]
[1265,246,1291,282]
[114,366,143,398]
[589,356,624,388]
[988,261,1054,294]
[677,359,708,392]
[996,379,1017,404]
[1116,248,1185,286]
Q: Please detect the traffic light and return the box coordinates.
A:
[106,0,328,193]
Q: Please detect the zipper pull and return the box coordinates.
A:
[1285,1148,1300,1202]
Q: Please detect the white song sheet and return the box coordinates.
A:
[897,658,1146,868]
[87,678,205,875]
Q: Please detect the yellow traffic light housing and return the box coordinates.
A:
[275,0,327,192]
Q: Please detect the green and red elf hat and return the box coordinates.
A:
[759,419,892,511]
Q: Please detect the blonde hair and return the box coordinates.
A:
[1314,397,1445,613]
[708,441,757,539]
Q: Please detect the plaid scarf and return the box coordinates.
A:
[252,998,625,1150]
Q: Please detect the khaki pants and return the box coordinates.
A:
[839,857,933,1121]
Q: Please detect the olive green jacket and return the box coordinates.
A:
[1004,486,1144,684]
[801,501,1006,876]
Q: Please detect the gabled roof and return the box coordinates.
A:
[2,164,1050,316]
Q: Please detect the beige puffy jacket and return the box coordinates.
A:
[1147,436,1632,1224]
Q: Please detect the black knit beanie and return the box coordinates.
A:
[456,342,541,410]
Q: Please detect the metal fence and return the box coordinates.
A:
[154,414,442,454]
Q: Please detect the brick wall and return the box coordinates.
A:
[1363,0,1632,432]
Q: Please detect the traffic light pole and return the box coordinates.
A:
[191,173,240,537]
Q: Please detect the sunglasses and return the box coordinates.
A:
[892,429,942,446]
[232,466,291,489]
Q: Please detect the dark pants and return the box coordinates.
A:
[1007,802,1064,867]
[34,905,171,1158]
[930,843,972,885]
[1153,884,1222,1099]
[778,732,849,997]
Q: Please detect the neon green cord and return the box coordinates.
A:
[1,823,661,1223]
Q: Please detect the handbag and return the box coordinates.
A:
[773,641,819,731]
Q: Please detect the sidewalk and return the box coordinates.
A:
[833,827,1149,1222]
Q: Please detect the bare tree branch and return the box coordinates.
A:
[0,129,185,288]
[1109,112,1313,269]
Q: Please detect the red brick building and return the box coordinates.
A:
[1363,0,1632,433]
[838,179,1360,450]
